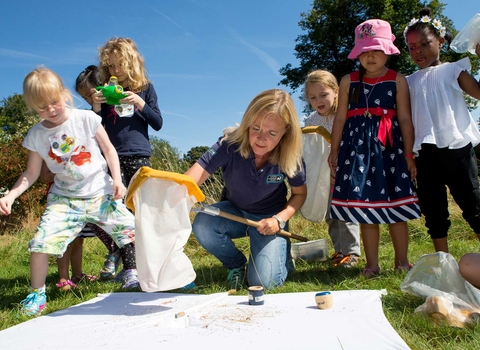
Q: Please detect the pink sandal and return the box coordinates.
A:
[56,279,78,291]
[71,273,98,284]
[361,267,381,279]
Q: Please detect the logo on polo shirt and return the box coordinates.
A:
[266,174,284,184]
[207,148,216,156]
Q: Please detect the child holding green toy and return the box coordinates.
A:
[93,37,163,189]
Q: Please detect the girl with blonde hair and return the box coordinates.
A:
[0,67,136,316]
[303,70,361,268]
[93,37,163,189]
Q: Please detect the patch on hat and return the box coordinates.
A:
[358,23,376,39]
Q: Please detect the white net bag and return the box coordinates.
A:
[126,167,204,292]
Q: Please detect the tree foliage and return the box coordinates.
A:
[280,0,480,111]
[150,136,187,173]
[183,146,209,168]
[0,93,39,141]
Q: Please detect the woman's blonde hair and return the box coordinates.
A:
[98,37,149,93]
[303,70,339,115]
[23,66,73,112]
[223,89,303,177]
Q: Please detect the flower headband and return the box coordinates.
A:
[403,15,446,40]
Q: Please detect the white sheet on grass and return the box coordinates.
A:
[0,290,410,350]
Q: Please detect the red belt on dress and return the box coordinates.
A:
[346,107,396,146]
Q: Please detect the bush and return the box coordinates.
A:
[0,137,48,233]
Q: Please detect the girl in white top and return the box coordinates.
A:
[404,8,480,253]
[0,67,137,316]
[303,70,361,268]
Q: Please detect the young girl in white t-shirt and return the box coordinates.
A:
[0,67,137,316]
[404,8,480,253]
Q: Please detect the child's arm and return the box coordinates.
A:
[40,161,54,184]
[0,151,43,215]
[119,85,163,131]
[94,125,126,200]
[328,74,349,174]
[395,73,417,181]
[458,44,480,100]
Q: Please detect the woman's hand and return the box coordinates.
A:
[257,217,281,235]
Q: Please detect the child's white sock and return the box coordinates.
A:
[30,285,46,293]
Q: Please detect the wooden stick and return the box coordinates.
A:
[216,210,308,242]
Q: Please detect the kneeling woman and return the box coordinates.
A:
[186,89,306,290]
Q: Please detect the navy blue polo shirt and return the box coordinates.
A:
[198,139,306,215]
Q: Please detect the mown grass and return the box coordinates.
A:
[0,194,479,349]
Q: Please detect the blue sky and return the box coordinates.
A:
[0,0,478,155]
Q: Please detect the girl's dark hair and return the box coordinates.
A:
[404,8,452,45]
[75,65,102,93]
[351,65,366,104]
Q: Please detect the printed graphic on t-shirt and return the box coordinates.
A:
[48,133,92,180]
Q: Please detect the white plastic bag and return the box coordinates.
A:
[299,128,331,223]
[126,168,203,292]
[451,13,480,54]
[400,252,480,327]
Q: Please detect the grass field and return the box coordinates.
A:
[0,197,479,350]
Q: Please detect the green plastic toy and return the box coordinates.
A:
[96,77,127,105]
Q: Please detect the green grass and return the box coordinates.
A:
[1,199,479,349]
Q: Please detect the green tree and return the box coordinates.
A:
[149,137,186,173]
[280,0,479,111]
[0,93,39,140]
[183,146,209,168]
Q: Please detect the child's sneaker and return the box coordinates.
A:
[20,289,47,316]
[100,250,122,280]
[122,269,140,289]
[114,269,126,283]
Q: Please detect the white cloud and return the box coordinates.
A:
[152,8,194,37]
[0,48,49,61]
[228,29,281,77]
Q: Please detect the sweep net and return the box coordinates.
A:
[299,126,331,223]
[126,167,204,292]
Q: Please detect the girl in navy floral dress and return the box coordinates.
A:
[328,19,421,278]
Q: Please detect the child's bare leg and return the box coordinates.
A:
[388,221,409,268]
[70,238,84,278]
[432,237,448,253]
[56,244,72,282]
[459,253,480,289]
[31,252,49,289]
[360,223,380,270]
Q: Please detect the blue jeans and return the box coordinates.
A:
[192,201,290,289]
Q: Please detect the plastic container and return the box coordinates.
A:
[291,239,328,262]
[451,13,480,54]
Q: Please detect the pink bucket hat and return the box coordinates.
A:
[347,19,400,59]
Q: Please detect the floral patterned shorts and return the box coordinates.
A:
[29,193,135,257]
